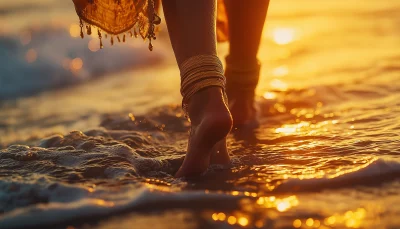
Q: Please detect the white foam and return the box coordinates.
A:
[276,158,400,192]
[0,185,239,229]
[0,27,167,99]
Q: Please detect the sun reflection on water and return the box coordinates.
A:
[209,195,299,227]
[293,219,302,228]
[208,188,372,229]
[94,199,115,207]
[263,92,277,100]
[272,65,289,77]
[291,208,367,229]
[274,118,342,136]
[327,157,377,179]
[256,195,299,212]
[271,28,297,45]
[322,208,367,228]
[227,216,237,225]
[270,79,288,91]
[275,121,311,134]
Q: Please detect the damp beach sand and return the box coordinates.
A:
[1,0,400,228]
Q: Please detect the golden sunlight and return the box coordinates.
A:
[227,216,237,225]
[237,217,249,226]
[306,218,314,227]
[211,213,250,227]
[94,199,115,207]
[276,202,290,212]
[293,219,302,228]
[263,92,277,100]
[272,66,289,77]
[217,212,226,221]
[275,122,310,134]
[272,28,296,45]
[323,208,366,228]
[270,79,288,91]
[256,195,299,212]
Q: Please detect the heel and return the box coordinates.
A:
[200,113,232,148]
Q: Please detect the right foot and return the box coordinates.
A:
[175,87,233,178]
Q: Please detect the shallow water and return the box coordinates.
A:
[1,0,400,228]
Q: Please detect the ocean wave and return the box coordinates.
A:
[275,158,400,192]
[0,26,166,100]
[0,181,241,229]
[1,158,399,229]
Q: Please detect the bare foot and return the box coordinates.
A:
[227,91,259,129]
[210,138,230,165]
[175,87,232,178]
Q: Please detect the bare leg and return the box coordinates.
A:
[224,0,270,127]
[162,0,233,177]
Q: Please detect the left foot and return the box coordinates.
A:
[175,87,232,178]
[225,61,261,129]
[228,94,258,128]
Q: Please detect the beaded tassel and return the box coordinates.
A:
[79,19,84,38]
[148,39,153,51]
[97,29,103,49]
[86,25,92,35]
[146,0,161,51]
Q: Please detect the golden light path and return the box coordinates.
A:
[206,153,376,228]
[275,121,311,134]
[210,194,299,228]
[210,191,369,228]
[274,119,341,136]
[140,155,374,229]
[292,208,367,228]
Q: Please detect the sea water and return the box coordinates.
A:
[0,0,399,228]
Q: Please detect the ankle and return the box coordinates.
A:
[187,86,230,124]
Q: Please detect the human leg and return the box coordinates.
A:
[224,0,270,127]
[162,0,233,177]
